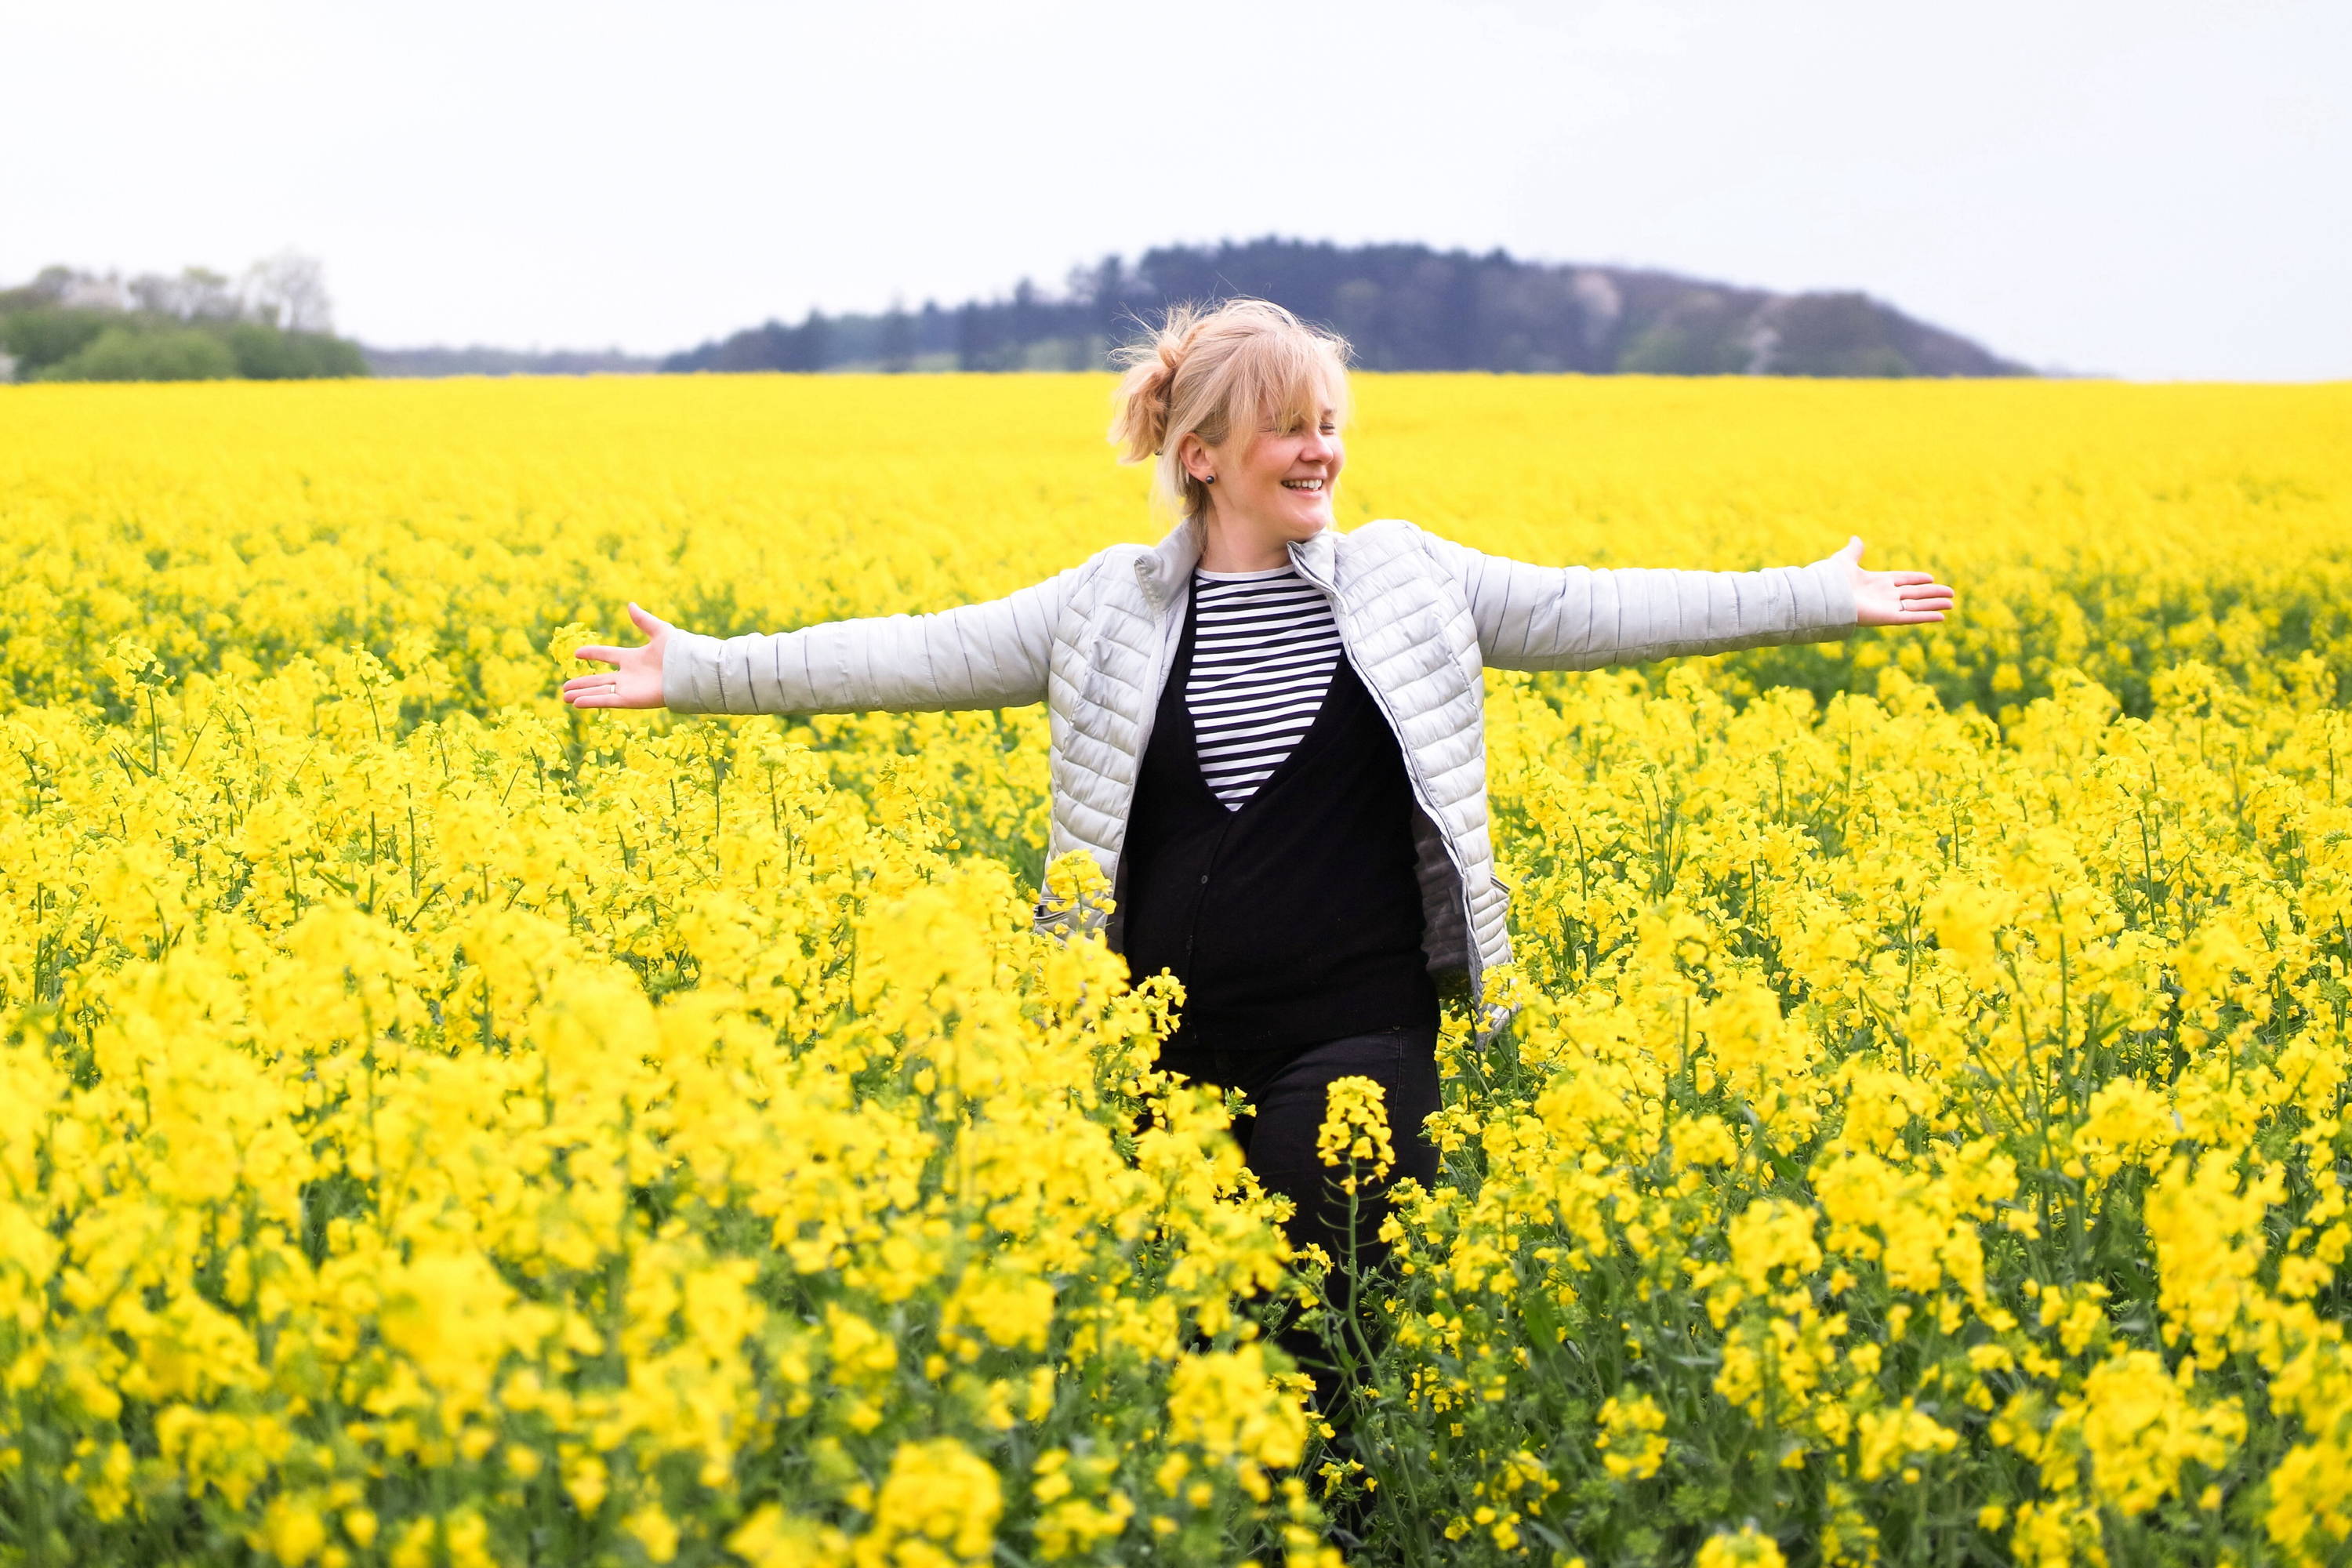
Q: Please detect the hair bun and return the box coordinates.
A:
[1156,325,1189,377]
[1109,303,1205,463]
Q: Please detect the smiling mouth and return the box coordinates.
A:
[1281,478,1326,492]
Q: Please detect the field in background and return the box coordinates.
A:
[2,376,2350,1566]
[5,375,2347,721]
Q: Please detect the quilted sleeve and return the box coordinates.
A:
[1421,532,1858,672]
[659,566,1075,715]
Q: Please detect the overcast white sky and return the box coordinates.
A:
[5,0,2345,379]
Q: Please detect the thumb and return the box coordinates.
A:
[627,601,670,638]
[1838,535,1865,564]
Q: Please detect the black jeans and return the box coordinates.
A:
[1157,1025,1442,1413]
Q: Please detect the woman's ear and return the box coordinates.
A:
[1174,430,1214,485]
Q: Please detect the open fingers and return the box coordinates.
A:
[1858,572,1956,627]
[1885,592,1955,622]
[562,677,634,707]
[569,644,632,667]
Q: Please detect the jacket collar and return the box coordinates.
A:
[1142,516,1204,601]
[1287,522,1338,587]
[1138,516,1340,607]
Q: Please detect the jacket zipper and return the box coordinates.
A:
[1127,555,1187,775]
[1102,556,1189,927]
[1287,548,1484,997]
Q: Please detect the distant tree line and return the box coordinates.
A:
[664,238,2027,379]
[362,345,661,378]
[0,255,367,383]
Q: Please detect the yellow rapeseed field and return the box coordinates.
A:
[2,373,2350,1567]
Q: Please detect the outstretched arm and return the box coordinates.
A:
[561,570,1074,716]
[1423,532,1952,671]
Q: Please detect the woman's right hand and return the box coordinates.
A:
[561,602,673,709]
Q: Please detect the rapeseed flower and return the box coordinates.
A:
[2,374,2349,1564]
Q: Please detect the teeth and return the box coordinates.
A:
[1283,479,1323,490]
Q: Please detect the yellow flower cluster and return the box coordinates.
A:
[1316,1077,1396,1191]
[1361,663,2352,1563]
[0,626,1320,1561]
[1,374,2347,1566]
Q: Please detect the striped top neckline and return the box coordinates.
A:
[1185,567,1343,810]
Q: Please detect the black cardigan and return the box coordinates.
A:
[1116,601,1438,1054]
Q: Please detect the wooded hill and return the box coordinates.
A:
[665,238,2027,379]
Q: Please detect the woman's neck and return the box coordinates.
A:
[1196,507,1299,573]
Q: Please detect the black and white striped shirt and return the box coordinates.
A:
[1186,567,1342,809]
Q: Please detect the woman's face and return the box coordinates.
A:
[1189,401,1345,544]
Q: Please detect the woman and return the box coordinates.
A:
[561,299,1954,1381]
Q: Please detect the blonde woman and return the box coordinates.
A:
[563,299,1953,1398]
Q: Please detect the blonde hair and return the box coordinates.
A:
[1109,299,1351,520]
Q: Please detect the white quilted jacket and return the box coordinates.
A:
[664,517,1857,1000]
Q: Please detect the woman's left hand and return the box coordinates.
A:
[1837,536,1955,626]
